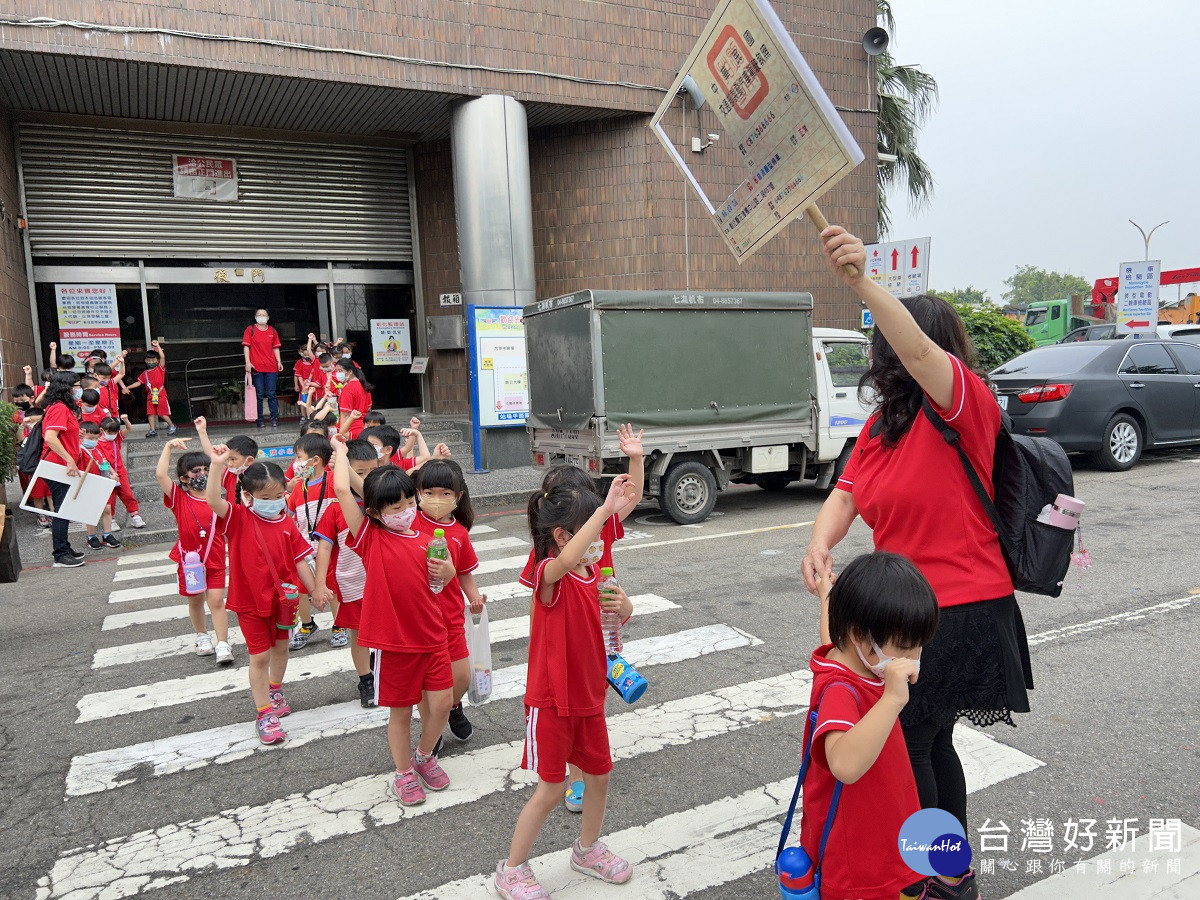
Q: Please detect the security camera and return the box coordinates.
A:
[707,133,720,142]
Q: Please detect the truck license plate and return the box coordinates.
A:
[997,395,1008,411]
[566,454,585,469]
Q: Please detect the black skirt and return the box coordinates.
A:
[900,594,1034,730]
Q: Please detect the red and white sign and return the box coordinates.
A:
[54,284,121,368]
[864,236,931,297]
[173,155,238,201]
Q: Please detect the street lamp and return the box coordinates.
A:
[1129,219,1168,261]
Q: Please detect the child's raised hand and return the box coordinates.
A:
[410,416,422,429]
[22,365,32,375]
[617,423,644,458]
[193,416,208,433]
[330,434,348,455]
[209,444,231,465]
[348,409,363,421]
[166,438,190,451]
[603,473,634,514]
[49,341,56,350]
[435,443,451,458]
[400,427,416,438]
[882,656,919,709]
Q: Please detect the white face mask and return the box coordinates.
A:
[381,508,417,532]
[374,445,387,459]
[854,639,920,680]
[335,370,350,383]
[256,315,269,325]
[102,433,118,442]
[580,539,605,566]
[228,463,248,475]
[242,493,287,519]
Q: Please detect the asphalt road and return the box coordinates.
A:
[1,447,1197,899]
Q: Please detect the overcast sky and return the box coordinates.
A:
[883,0,1199,304]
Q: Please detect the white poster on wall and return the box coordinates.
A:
[55,284,122,368]
[370,319,412,365]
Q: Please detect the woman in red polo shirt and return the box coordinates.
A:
[40,371,87,568]
[801,225,1032,900]
[335,358,373,440]
[242,308,283,430]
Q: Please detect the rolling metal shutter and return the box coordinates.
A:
[18,123,413,261]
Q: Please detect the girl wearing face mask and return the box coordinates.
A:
[80,421,122,552]
[335,358,374,440]
[332,443,453,806]
[242,308,284,429]
[157,439,233,664]
[413,460,486,750]
[800,552,939,900]
[206,448,320,746]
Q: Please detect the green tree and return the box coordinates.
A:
[876,1,938,237]
[950,302,1036,371]
[1001,265,1091,309]
[932,286,990,307]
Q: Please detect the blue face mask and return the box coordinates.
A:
[72,388,84,401]
[82,438,99,449]
[244,494,287,519]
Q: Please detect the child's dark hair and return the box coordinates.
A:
[240,460,287,496]
[13,384,34,400]
[335,357,374,391]
[294,433,333,466]
[346,438,379,463]
[362,466,415,519]
[416,459,475,531]
[226,435,260,459]
[93,362,113,377]
[100,417,121,434]
[363,410,387,427]
[362,424,402,456]
[300,418,327,436]
[541,464,600,497]
[79,376,98,389]
[827,552,940,651]
[56,353,76,370]
[528,486,603,563]
[316,352,333,365]
[89,349,108,361]
[81,420,101,435]
[145,349,160,361]
[81,388,100,407]
[177,451,210,480]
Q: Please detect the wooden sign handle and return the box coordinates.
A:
[72,457,95,501]
[806,204,861,279]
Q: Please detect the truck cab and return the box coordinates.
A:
[1025,299,1105,346]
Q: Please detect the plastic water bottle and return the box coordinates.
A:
[182,551,207,595]
[427,529,449,594]
[99,461,113,479]
[776,845,818,899]
[598,567,623,656]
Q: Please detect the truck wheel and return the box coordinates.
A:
[1092,413,1142,471]
[658,461,718,525]
[756,473,792,491]
[831,443,854,485]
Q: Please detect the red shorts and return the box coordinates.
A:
[333,599,361,629]
[145,392,171,416]
[235,609,288,655]
[521,706,613,782]
[175,560,227,595]
[19,472,50,501]
[373,649,453,707]
[442,595,469,661]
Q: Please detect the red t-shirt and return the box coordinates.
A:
[414,511,480,621]
[243,325,282,374]
[80,405,112,427]
[287,475,335,547]
[40,402,82,465]
[338,380,372,439]
[80,439,120,474]
[100,436,127,473]
[525,557,607,717]
[222,468,244,506]
[390,451,418,472]
[315,503,366,602]
[519,514,624,589]
[218,502,313,617]
[138,365,167,394]
[164,483,224,565]
[347,519,444,652]
[293,357,316,387]
[836,353,1012,607]
[97,379,121,414]
[801,645,923,899]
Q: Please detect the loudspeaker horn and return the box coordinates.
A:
[862,26,890,56]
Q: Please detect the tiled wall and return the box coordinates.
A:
[0,102,33,400]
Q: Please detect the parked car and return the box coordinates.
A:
[1059,324,1117,343]
[990,340,1200,471]
[1157,323,1200,344]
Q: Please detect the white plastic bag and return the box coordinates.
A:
[465,603,493,705]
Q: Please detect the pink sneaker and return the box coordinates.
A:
[493,860,551,899]
[411,750,450,791]
[269,686,291,717]
[390,769,425,806]
[256,713,287,745]
[570,839,632,884]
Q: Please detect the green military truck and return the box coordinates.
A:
[523,290,872,524]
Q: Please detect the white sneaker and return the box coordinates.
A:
[130,514,147,528]
[109,521,122,532]
[194,633,215,656]
[214,641,234,665]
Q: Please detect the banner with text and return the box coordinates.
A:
[468,308,528,428]
[173,155,239,201]
[55,284,121,367]
[1117,260,1160,333]
[864,236,931,297]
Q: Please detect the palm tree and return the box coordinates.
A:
[875,0,938,237]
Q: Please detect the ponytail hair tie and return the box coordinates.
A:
[543,492,549,499]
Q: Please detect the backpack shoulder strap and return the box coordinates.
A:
[777,680,862,867]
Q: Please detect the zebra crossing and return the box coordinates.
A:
[38,518,1048,900]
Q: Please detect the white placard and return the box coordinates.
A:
[54,284,122,368]
[864,237,931,297]
[439,293,463,307]
[410,356,429,375]
[173,155,238,201]
[20,460,118,526]
[1117,260,1160,334]
[369,319,412,365]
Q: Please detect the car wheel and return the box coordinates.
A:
[658,460,718,524]
[1093,413,1142,471]
[756,473,792,491]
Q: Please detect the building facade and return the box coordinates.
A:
[0,0,878,418]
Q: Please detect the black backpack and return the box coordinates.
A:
[923,398,1075,597]
[16,420,44,477]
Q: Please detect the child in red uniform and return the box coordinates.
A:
[330,439,452,806]
[157,438,233,664]
[78,421,122,551]
[99,415,145,528]
[92,361,123,416]
[130,342,176,437]
[13,389,51,526]
[334,358,373,440]
[293,335,318,397]
[414,460,486,749]
[286,433,343,651]
[800,553,938,900]
[194,417,258,505]
[314,438,379,706]
[494,476,637,899]
[206,449,319,745]
[517,424,644,814]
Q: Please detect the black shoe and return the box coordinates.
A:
[357,674,376,708]
[432,735,445,758]
[921,871,981,900]
[67,547,86,560]
[102,533,122,549]
[448,703,473,741]
[53,554,84,568]
[87,535,103,551]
